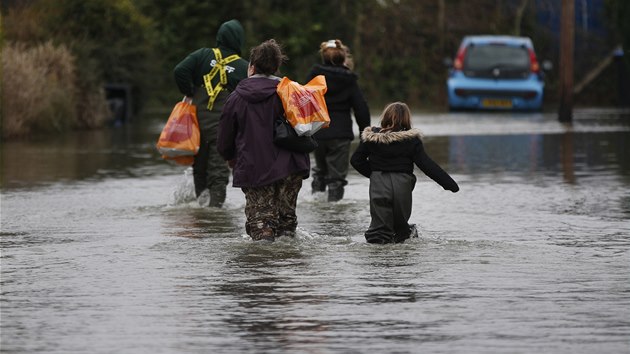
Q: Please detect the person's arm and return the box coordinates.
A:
[173,49,202,97]
[350,82,371,132]
[350,137,372,178]
[216,95,238,161]
[413,140,459,192]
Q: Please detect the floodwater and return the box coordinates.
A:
[1,108,629,353]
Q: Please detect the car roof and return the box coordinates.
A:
[460,35,534,49]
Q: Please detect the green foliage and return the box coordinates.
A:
[136,0,352,97]
[35,0,158,112]
[598,0,629,105]
[2,0,624,136]
[605,0,630,64]
[135,0,249,101]
[2,0,158,136]
[0,10,3,49]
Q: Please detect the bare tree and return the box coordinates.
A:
[514,0,529,36]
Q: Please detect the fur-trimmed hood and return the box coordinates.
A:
[361,127,424,144]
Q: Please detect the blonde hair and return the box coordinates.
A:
[380,102,412,132]
[319,39,346,66]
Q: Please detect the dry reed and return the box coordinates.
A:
[0,40,109,138]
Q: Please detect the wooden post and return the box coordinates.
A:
[558,0,575,122]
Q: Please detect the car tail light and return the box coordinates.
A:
[454,46,467,70]
[528,48,540,73]
[454,88,468,97]
[524,90,538,99]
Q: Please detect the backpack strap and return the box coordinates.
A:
[203,48,240,110]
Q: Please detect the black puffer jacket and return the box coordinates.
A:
[351,127,459,192]
[305,64,371,140]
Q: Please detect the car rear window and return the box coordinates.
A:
[465,44,530,71]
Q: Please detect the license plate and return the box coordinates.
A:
[482,98,512,108]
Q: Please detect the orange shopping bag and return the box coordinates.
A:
[156,100,200,166]
[276,75,330,136]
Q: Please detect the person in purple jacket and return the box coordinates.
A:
[217,39,310,242]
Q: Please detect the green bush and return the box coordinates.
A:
[1,0,157,138]
[34,0,159,113]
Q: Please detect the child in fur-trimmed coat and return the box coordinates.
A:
[350,102,459,244]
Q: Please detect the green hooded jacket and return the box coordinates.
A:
[173,19,249,136]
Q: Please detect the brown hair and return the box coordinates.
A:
[341,44,354,70]
[380,102,412,132]
[249,39,287,75]
[319,39,346,67]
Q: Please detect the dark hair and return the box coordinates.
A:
[319,39,346,67]
[380,102,412,132]
[249,39,287,75]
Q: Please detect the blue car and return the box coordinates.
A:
[446,35,546,111]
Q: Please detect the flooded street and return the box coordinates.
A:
[1,109,629,353]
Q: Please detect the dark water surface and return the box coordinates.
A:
[1,109,629,353]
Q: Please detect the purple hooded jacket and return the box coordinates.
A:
[217,75,310,188]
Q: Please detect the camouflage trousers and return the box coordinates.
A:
[242,174,303,241]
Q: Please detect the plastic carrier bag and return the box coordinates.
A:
[276,75,330,136]
[156,100,200,166]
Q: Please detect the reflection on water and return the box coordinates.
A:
[562,132,576,184]
[1,123,160,188]
[1,109,629,353]
[446,131,629,183]
[3,110,628,189]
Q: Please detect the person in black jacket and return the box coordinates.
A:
[173,20,248,207]
[351,102,459,244]
[305,39,371,201]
